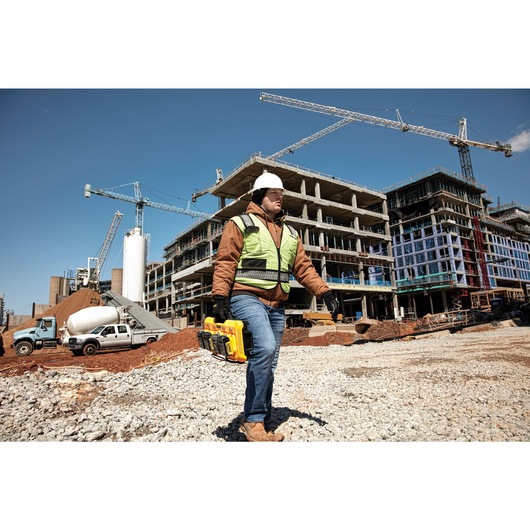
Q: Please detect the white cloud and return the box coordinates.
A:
[507,129,530,153]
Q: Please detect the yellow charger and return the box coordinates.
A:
[197,317,252,363]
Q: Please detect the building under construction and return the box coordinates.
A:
[145,154,396,325]
[143,157,530,325]
[385,167,530,317]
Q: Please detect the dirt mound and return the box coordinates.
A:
[281,319,422,346]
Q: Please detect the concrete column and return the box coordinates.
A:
[361,294,368,316]
[442,289,448,312]
[392,293,399,316]
[310,294,318,311]
[304,227,310,246]
[321,256,327,280]
[356,238,362,253]
[319,230,326,248]
[353,216,360,230]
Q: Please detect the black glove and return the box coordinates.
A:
[323,291,340,322]
[212,296,234,323]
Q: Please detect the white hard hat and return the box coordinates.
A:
[252,171,284,191]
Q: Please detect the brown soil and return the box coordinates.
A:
[0,327,202,377]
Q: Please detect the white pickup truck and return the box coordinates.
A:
[67,323,168,355]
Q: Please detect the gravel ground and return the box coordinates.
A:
[1,323,529,442]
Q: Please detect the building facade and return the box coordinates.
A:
[486,202,530,290]
[386,168,530,317]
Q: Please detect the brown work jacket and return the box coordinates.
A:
[212,201,330,307]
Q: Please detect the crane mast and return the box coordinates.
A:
[260,92,512,180]
[85,181,213,302]
[87,210,123,289]
[75,210,123,292]
[96,210,122,272]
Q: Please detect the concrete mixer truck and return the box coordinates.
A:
[11,305,169,356]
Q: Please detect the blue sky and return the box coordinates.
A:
[1,88,529,313]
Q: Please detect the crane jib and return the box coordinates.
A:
[84,181,212,232]
[259,92,512,156]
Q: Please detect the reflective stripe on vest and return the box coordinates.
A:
[231,213,298,293]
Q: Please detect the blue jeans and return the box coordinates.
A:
[229,295,285,425]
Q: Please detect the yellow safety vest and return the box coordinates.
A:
[231,213,299,293]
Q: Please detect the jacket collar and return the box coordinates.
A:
[246,201,285,224]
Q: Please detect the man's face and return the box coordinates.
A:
[261,188,284,216]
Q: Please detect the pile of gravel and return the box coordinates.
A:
[1,325,528,442]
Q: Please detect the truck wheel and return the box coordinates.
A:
[146,337,157,344]
[15,341,34,356]
[82,343,98,355]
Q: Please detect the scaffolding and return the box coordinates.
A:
[470,288,525,310]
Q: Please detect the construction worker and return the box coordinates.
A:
[212,171,340,442]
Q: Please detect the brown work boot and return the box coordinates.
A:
[240,421,284,442]
[267,430,285,442]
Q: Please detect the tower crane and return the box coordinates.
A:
[260,92,513,181]
[76,210,123,292]
[85,181,211,231]
[85,181,213,303]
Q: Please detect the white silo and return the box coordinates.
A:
[122,227,146,303]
